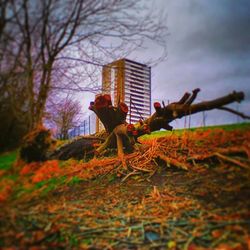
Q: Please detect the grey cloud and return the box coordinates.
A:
[167,0,250,59]
[83,0,250,127]
[149,0,250,127]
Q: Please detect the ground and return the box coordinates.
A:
[0,123,250,249]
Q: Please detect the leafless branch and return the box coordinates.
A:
[217,107,250,120]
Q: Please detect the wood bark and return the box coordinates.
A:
[51,89,248,161]
[145,89,245,132]
[90,90,247,159]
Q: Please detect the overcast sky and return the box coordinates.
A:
[151,0,250,127]
[83,0,250,128]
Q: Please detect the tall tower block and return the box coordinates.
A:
[102,58,151,124]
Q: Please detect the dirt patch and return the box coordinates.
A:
[1,163,250,249]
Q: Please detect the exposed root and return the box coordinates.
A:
[95,132,115,155]
[217,147,247,155]
[120,128,250,181]
[61,128,250,183]
[157,154,188,170]
[214,153,249,169]
[121,170,140,182]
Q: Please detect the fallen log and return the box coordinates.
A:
[51,89,248,161]
[49,136,104,160]
[145,90,245,132]
[90,90,247,160]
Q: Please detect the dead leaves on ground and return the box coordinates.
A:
[1,179,249,249]
[1,128,250,203]
[0,127,250,249]
[122,128,250,178]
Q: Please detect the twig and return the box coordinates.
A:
[189,147,249,163]
[214,152,249,169]
[157,154,188,170]
[147,168,157,181]
[141,223,145,241]
[130,165,154,172]
[217,147,246,155]
[95,235,144,245]
[96,132,114,155]
[211,231,230,248]
[184,235,195,250]
[217,107,250,119]
[121,170,140,182]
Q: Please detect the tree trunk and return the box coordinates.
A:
[34,62,53,128]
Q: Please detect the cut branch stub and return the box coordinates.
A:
[177,92,191,104]
[89,94,128,133]
[154,102,163,116]
[89,94,134,160]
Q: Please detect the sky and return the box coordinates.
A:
[82,0,250,129]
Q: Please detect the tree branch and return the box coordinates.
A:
[217,107,250,120]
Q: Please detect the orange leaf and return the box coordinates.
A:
[212,230,223,238]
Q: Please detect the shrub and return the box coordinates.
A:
[19,125,54,162]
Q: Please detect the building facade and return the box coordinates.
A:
[101,58,151,127]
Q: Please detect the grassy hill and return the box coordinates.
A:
[140,122,250,140]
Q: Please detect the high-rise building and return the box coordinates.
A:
[101,58,151,125]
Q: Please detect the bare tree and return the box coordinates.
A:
[0,0,13,49]
[0,71,30,150]
[46,96,81,140]
[1,0,167,131]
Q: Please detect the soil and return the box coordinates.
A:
[1,162,250,249]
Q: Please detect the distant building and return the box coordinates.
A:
[98,58,151,131]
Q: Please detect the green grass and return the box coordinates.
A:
[68,176,82,185]
[0,151,18,170]
[140,122,250,140]
[188,122,250,131]
[0,123,249,168]
[13,176,68,199]
[40,176,67,196]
